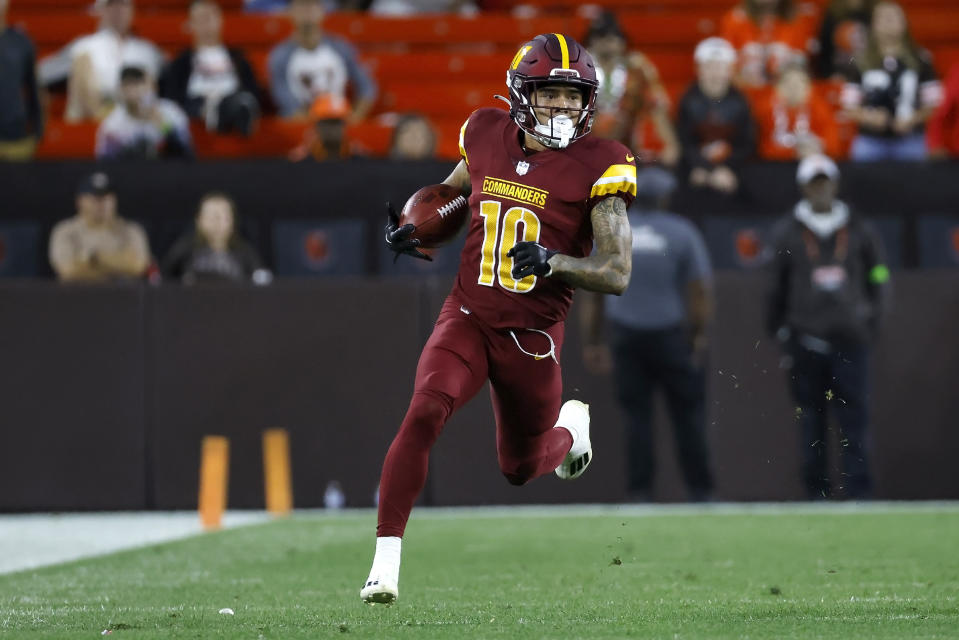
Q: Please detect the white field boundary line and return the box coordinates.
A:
[0,511,270,576]
[292,500,959,520]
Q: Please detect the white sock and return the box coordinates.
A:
[368,536,402,586]
[555,408,580,447]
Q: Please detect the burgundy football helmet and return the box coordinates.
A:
[503,33,599,149]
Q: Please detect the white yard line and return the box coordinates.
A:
[0,511,270,575]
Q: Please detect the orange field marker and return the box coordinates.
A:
[198,435,229,530]
[263,428,293,516]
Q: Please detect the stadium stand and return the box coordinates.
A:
[7,0,959,160]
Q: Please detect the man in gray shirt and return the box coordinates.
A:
[268,0,377,121]
[581,167,715,502]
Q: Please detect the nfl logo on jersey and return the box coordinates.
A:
[515,161,530,176]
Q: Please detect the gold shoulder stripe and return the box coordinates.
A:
[554,33,570,69]
[590,179,638,199]
[590,164,638,198]
[459,118,470,166]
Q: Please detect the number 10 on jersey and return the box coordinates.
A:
[478,200,542,293]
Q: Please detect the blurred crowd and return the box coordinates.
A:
[1,0,957,165]
[50,171,272,284]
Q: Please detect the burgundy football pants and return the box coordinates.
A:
[376,296,574,538]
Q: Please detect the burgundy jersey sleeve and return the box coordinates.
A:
[452,108,636,330]
[581,138,639,211]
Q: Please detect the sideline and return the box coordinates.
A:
[0,511,270,575]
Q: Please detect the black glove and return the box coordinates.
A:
[385,202,432,262]
[507,241,557,279]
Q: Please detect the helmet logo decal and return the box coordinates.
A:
[510,45,532,70]
[553,33,570,69]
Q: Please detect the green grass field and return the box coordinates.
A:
[1,505,958,639]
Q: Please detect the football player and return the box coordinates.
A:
[362,33,637,605]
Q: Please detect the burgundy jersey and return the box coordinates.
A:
[451,107,637,330]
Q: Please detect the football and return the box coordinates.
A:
[398,184,470,249]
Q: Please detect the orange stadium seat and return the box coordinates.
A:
[903,8,959,44]
[644,51,696,83]
[35,121,98,159]
[190,118,307,157]
[16,0,243,9]
[8,14,98,48]
[323,14,586,49]
[378,81,503,117]
[617,13,720,46]
[363,53,505,83]
[932,46,959,76]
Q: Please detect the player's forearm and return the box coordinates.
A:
[549,196,632,294]
[549,252,630,295]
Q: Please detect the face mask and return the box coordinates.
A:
[534,114,575,149]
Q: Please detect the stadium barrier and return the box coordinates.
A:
[2,160,958,279]
[0,274,956,512]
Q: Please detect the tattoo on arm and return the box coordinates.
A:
[549,196,632,294]
[442,159,472,195]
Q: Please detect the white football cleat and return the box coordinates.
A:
[554,400,592,480]
[360,536,401,606]
[360,575,398,606]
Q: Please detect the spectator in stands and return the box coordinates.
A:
[585,11,680,167]
[719,0,818,88]
[366,0,478,16]
[0,0,43,161]
[49,172,150,282]
[162,192,270,285]
[677,38,756,195]
[756,61,842,160]
[39,0,164,122]
[389,114,437,160]
[97,66,193,160]
[160,0,263,137]
[268,0,377,121]
[765,154,889,500]
[289,94,351,160]
[840,1,942,161]
[815,0,875,79]
[580,168,715,503]
[927,63,959,159]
